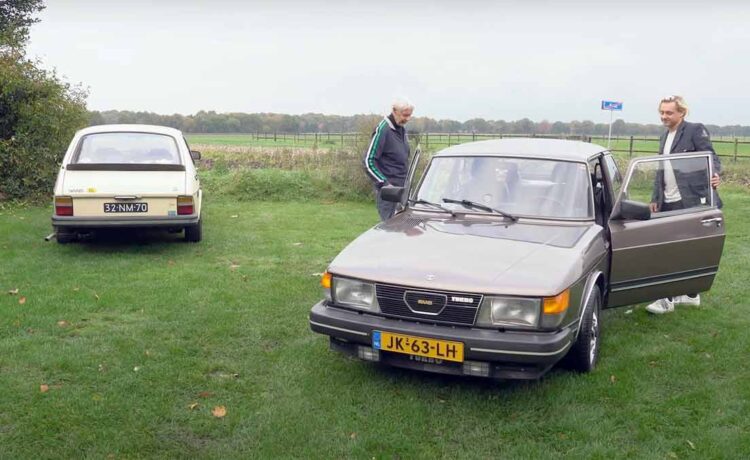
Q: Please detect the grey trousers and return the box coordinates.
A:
[374,185,397,221]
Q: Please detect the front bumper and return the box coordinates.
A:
[309,300,575,380]
[51,215,200,228]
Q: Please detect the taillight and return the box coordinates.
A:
[55,196,73,216]
[177,196,194,215]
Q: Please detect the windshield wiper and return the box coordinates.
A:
[408,199,456,216]
[442,198,517,221]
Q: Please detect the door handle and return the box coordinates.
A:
[701,217,723,227]
[114,195,141,200]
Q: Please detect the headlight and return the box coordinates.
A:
[476,296,540,328]
[332,277,380,312]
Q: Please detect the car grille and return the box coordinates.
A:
[376,284,483,326]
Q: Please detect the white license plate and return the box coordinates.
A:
[103,203,148,213]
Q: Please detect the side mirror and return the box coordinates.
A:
[380,185,405,203]
[190,150,201,160]
[612,199,651,221]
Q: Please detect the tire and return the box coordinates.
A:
[184,219,202,242]
[56,227,76,244]
[567,285,601,373]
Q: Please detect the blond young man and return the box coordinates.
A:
[646,95,723,314]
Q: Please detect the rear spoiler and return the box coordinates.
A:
[66,164,186,171]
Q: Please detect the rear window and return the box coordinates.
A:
[74,132,181,165]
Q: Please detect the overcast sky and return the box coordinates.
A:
[26,0,750,125]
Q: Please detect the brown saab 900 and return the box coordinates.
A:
[310,138,725,379]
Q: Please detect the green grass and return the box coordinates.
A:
[187,133,750,162]
[1,187,750,458]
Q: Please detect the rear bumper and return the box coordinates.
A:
[52,214,200,228]
[309,300,575,380]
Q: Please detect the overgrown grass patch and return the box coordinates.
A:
[1,189,749,458]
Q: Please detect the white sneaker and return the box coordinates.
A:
[646,297,675,314]
[673,294,700,306]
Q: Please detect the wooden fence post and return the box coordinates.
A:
[448,133,452,146]
[734,138,739,162]
[629,136,634,157]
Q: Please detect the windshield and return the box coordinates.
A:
[415,156,593,219]
[74,133,181,165]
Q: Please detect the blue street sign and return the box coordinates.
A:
[601,100,623,111]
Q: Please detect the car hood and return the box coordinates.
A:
[329,211,596,296]
[60,169,186,195]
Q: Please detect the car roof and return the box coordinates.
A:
[76,124,184,137]
[433,138,608,162]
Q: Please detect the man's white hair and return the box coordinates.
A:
[391,97,414,112]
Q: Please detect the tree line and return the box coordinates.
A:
[90,110,750,137]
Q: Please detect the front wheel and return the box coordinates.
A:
[567,285,601,373]
[184,219,202,242]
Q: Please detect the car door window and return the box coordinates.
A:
[602,154,622,203]
[621,154,713,214]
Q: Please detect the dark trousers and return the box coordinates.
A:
[374,185,397,221]
[661,200,684,212]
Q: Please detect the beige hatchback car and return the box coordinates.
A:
[52,124,202,243]
[310,138,725,380]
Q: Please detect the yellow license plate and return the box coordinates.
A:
[373,330,464,362]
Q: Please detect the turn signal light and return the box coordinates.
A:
[320,272,332,289]
[54,196,73,216]
[177,196,194,215]
[543,289,570,315]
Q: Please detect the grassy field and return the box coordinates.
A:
[187,133,750,161]
[1,186,749,458]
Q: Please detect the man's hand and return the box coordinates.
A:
[650,202,659,213]
[711,173,721,189]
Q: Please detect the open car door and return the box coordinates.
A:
[606,152,725,307]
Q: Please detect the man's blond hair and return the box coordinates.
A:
[658,95,689,116]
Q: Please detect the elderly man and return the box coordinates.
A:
[363,98,414,221]
[646,95,722,314]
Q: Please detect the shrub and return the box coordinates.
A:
[0,53,88,199]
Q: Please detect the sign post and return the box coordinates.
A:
[601,100,623,149]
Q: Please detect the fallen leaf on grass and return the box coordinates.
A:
[18,296,26,305]
[212,406,227,418]
[57,320,70,327]
[349,432,357,440]
[73,287,80,292]
[609,375,617,384]
[649,361,658,367]
[292,242,303,246]
[40,384,49,393]
[229,263,240,271]
[8,288,18,295]
[198,391,213,398]
[704,353,712,359]
[624,309,633,315]
[687,440,695,450]
[167,260,175,266]
[310,272,324,277]
[230,214,239,218]
[94,293,100,301]
[133,366,141,372]
[189,402,199,410]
